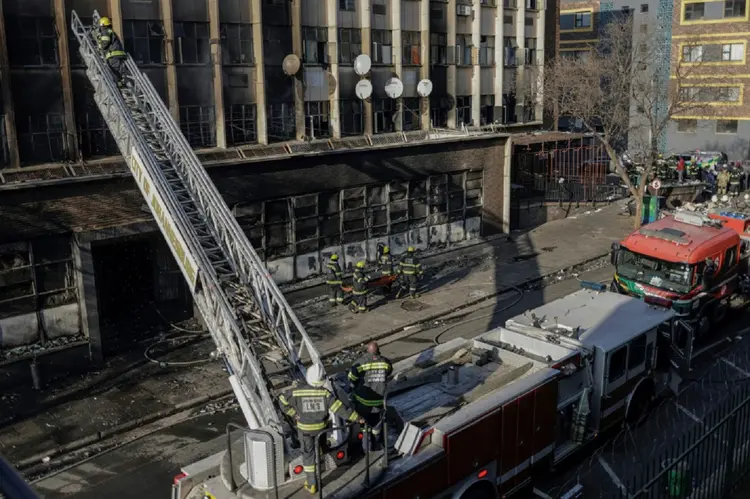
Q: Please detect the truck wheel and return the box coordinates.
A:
[458,481,498,499]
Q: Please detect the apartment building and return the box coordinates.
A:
[667,0,750,159]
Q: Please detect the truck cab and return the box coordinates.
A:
[610,211,744,337]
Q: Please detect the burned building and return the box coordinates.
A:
[0,0,549,386]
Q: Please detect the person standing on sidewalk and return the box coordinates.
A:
[398,247,423,299]
[279,364,362,494]
[676,157,685,183]
[352,261,369,313]
[325,254,344,307]
[348,342,393,450]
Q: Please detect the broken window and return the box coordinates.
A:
[77,107,119,159]
[402,97,421,131]
[456,34,472,65]
[263,25,293,66]
[6,16,58,67]
[465,170,483,218]
[221,23,254,65]
[480,95,495,125]
[340,99,364,136]
[430,32,447,65]
[179,105,216,148]
[457,96,472,126]
[402,31,421,65]
[265,199,292,258]
[16,114,67,165]
[267,102,296,142]
[372,30,393,64]
[174,22,210,64]
[373,98,396,134]
[305,101,330,139]
[69,16,92,68]
[428,174,449,225]
[430,96,449,128]
[123,20,166,65]
[479,36,495,66]
[302,27,328,64]
[294,194,320,253]
[226,104,257,145]
[338,28,362,64]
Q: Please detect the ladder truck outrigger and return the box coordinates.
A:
[71,12,692,499]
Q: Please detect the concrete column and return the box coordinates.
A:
[390,0,402,132]
[54,0,79,161]
[0,0,20,169]
[159,0,180,121]
[359,0,373,136]
[73,237,104,366]
[446,0,457,128]
[326,0,341,139]
[493,0,504,122]
[108,0,123,36]
[534,2,545,121]
[471,0,481,126]
[250,0,268,144]
[502,136,511,233]
[208,0,227,148]
[515,1,525,121]
[291,0,305,140]
[419,0,430,130]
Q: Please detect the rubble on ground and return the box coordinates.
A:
[0,334,87,362]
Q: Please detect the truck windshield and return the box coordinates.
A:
[617,248,694,294]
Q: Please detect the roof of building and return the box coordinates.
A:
[620,215,738,264]
[512,131,590,146]
[507,289,674,352]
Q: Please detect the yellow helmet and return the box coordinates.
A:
[383,246,390,254]
[99,17,112,27]
[330,253,338,261]
[407,246,415,253]
[356,261,366,269]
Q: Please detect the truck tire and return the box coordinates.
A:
[458,481,498,499]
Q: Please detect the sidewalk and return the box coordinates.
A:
[0,203,635,467]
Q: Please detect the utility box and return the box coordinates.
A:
[641,195,662,225]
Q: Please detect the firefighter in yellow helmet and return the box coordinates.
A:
[96,17,128,88]
[351,261,369,313]
[325,254,344,307]
[378,245,394,277]
[398,247,423,299]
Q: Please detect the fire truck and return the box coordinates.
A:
[610,211,750,345]
[68,11,683,499]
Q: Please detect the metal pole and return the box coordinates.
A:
[225,424,238,492]
[382,396,389,469]
[364,424,371,488]
[316,433,323,499]
[721,412,738,498]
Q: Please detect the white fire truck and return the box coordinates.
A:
[69,11,685,499]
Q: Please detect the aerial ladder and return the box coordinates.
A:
[70,11,335,491]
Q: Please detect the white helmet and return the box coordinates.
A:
[305,363,325,387]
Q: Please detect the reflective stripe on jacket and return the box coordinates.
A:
[326,262,343,285]
[378,254,393,275]
[399,255,422,276]
[278,384,359,433]
[98,28,127,59]
[348,354,393,405]
[353,269,368,294]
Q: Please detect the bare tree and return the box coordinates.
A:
[543,15,728,228]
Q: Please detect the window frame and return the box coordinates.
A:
[339,0,356,10]
[402,30,422,65]
[430,32,448,65]
[371,29,393,65]
[124,20,166,65]
[716,119,739,134]
[606,345,629,390]
[220,23,254,65]
[683,2,706,21]
[338,28,362,64]
[675,119,697,133]
[173,21,210,65]
[724,0,747,18]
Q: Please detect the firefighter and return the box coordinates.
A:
[279,364,362,494]
[378,246,394,277]
[325,254,343,307]
[398,247,423,299]
[348,342,393,450]
[717,167,731,196]
[96,17,128,88]
[352,261,369,313]
[730,166,742,196]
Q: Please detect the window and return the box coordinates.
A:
[479,36,495,66]
[302,27,328,64]
[560,11,591,30]
[431,33,448,64]
[372,30,393,64]
[457,96,472,125]
[221,24,253,65]
[676,119,697,133]
[682,45,703,62]
[525,38,537,65]
[575,11,592,27]
[340,99,364,136]
[180,106,216,147]
[504,0,518,7]
[504,14,514,24]
[124,20,166,64]
[640,3,649,12]
[373,98,396,133]
[226,104,257,145]
[481,95,495,124]
[717,119,739,134]
[725,0,746,17]
[263,25,293,66]
[504,37,518,66]
[683,2,705,21]
[6,17,58,67]
[76,104,118,159]
[525,0,538,9]
[267,102,295,142]
[403,97,421,131]
[722,43,744,61]
[305,101,330,139]
[338,28,362,63]
[456,34,472,65]
[608,346,628,383]
[680,85,741,103]
[628,335,647,370]
[560,49,591,61]
[402,31,421,65]
[431,7,444,19]
[725,245,739,271]
[340,0,356,10]
[174,22,210,64]
[17,114,67,164]
[373,4,387,15]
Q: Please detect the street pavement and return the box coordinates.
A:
[1,204,633,471]
[33,265,617,498]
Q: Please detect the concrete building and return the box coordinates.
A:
[0,0,553,386]
[666,0,750,160]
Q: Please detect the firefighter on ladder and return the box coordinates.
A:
[326,254,344,307]
[95,17,128,88]
[349,342,393,451]
[398,247,423,299]
[279,364,363,494]
[352,261,369,313]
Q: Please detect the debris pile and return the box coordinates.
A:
[0,334,87,362]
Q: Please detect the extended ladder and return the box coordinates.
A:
[70,11,322,444]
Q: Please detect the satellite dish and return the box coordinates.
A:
[353,54,372,76]
[355,79,373,100]
[282,54,301,76]
[384,77,404,99]
[417,79,433,97]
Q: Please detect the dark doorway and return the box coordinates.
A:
[92,236,157,356]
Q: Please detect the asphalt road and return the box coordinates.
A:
[33,264,615,498]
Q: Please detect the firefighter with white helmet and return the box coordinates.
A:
[278,364,362,494]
